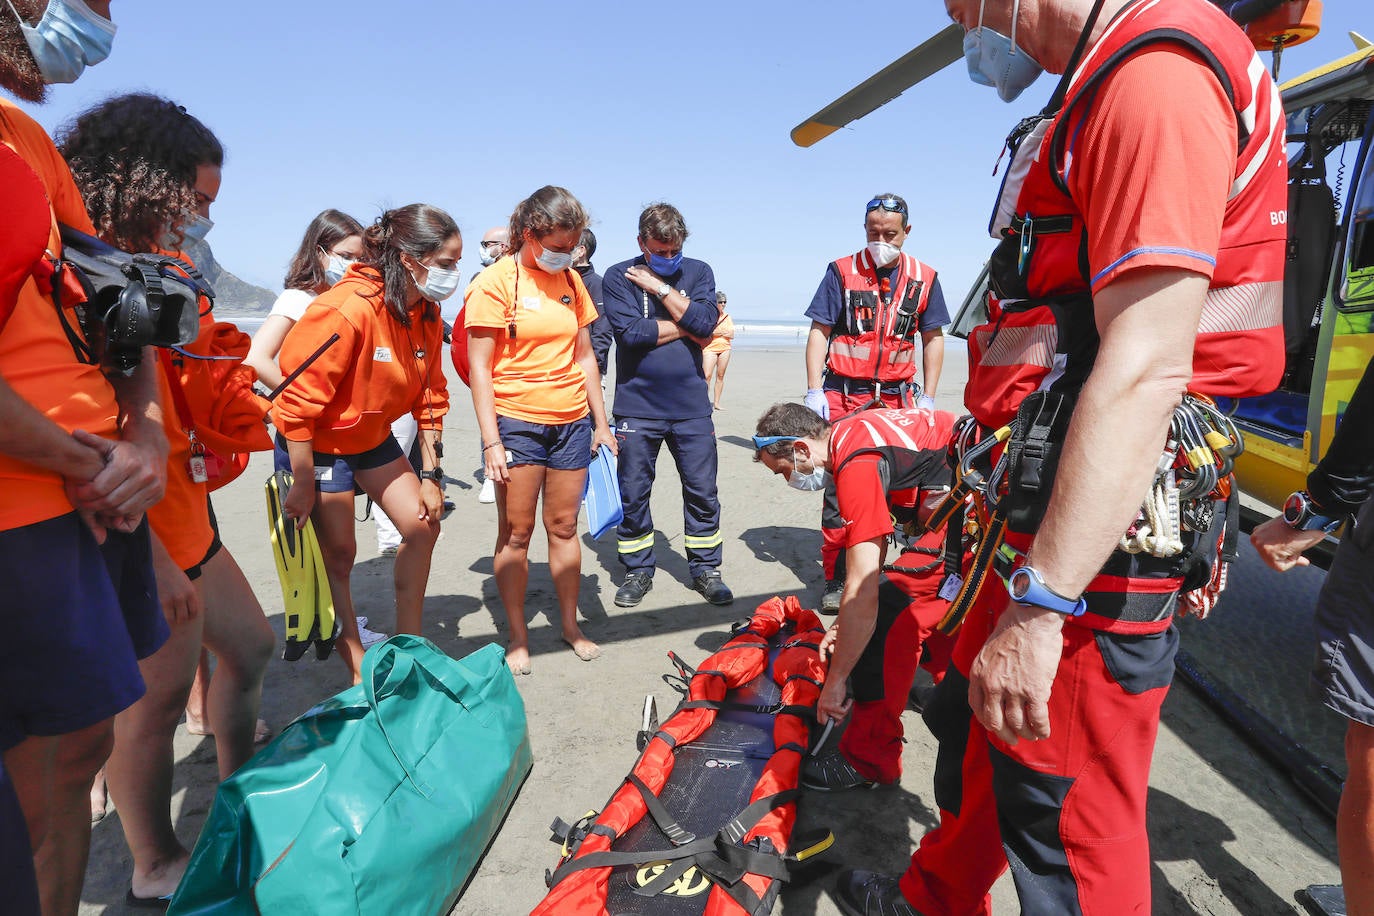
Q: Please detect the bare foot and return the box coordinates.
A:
[562,630,601,662]
[506,645,531,676]
[130,848,190,901]
[90,767,108,823]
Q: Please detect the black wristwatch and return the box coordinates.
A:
[418,467,444,484]
[1281,490,1342,533]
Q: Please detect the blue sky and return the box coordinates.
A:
[17,1,1369,320]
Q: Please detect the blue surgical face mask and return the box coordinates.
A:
[180,213,214,245]
[7,0,116,85]
[534,246,573,274]
[415,261,462,301]
[963,0,1043,103]
[324,253,353,285]
[647,250,683,276]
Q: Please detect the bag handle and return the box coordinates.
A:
[361,635,497,796]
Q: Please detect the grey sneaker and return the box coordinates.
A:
[801,752,876,792]
[820,579,845,615]
[831,869,923,916]
[691,570,734,606]
[615,571,654,607]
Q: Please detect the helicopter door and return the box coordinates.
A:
[1283,156,1337,392]
[947,261,991,341]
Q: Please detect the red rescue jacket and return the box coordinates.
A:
[965,0,1286,428]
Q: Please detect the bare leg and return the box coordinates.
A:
[358,457,440,637]
[313,489,365,685]
[494,464,545,673]
[197,549,275,779]
[6,721,113,916]
[713,349,731,409]
[104,615,202,900]
[183,649,212,733]
[1340,720,1374,916]
[543,466,597,660]
[702,350,719,407]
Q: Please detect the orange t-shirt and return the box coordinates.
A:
[464,257,598,424]
[272,266,449,454]
[0,100,120,532]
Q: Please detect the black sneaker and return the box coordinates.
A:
[614,571,654,607]
[831,869,923,916]
[801,752,876,792]
[691,570,734,605]
[820,579,845,615]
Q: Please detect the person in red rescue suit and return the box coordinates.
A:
[829,0,1289,914]
[753,402,959,792]
[804,194,949,614]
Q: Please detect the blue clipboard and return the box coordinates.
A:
[583,447,623,540]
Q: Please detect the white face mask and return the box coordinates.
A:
[414,261,462,301]
[534,246,573,273]
[867,240,901,267]
[479,243,502,267]
[788,465,831,492]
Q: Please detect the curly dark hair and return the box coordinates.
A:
[56,92,224,252]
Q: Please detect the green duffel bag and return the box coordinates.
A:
[169,636,532,916]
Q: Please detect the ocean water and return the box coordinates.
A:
[213,311,817,351]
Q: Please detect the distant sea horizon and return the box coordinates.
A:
[211,310,962,353]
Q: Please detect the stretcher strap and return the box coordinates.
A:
[625,773,696,846]
[677,698,785,716]
[546,790,802,889]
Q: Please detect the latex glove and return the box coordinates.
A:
[804,388,830,421]
[917,394,936,411]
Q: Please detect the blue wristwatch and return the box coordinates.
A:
[1008,565,1088,617]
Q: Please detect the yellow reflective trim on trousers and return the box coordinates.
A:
[618,533,655,554]
[682,532,723,549]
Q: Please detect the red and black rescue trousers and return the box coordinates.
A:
[820,383,910,581]
[899,578,1178,916]
[839,529,953,785]
[613,415,723,578]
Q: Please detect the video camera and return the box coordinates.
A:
[55,224,210,376]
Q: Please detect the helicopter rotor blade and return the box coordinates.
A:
[791,24,964,147]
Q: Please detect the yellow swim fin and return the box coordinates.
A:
[300,518,339,660]
[265,470,316,662]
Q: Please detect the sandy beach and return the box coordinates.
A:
[76,344,1342,915]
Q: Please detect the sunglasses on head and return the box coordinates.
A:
[865,197,908,217]
[751,434,799,450]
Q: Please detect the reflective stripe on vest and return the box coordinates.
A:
[825,250,934,383]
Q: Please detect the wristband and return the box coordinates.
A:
[482,442,501,452]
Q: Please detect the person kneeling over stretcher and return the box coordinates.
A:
[754,402,959,790]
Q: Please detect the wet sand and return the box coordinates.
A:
[78,346,1341,914]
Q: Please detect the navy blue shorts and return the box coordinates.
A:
[1312,497,1374,727]
[0,513,167,751]
[497,415,594,471]
[274,432,405,494]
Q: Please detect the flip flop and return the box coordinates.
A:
[126,888,174,909]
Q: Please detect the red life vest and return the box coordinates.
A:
[965,0,1286,429]
[829,407,957,525]
[824,249,935,385]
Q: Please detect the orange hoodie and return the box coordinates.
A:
[272,265,449,454]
